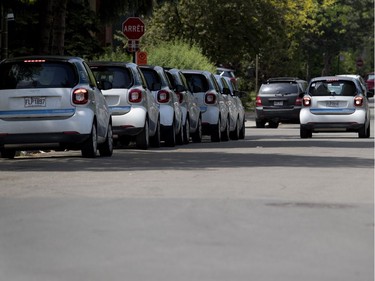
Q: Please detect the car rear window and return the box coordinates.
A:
[91,66,132,89]
[183,73,209,93]
[0,61,77,89]
[141,68,161,90]
[308,80,357,96]
[259,83,299,95]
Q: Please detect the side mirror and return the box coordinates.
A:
[367,91,374,98]
[299,92,305,98]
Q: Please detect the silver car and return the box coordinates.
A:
[140,65,183,147]
[182,70,230,142]
[89,62,161,149]
[166,68,202,144]
[0,56,113,158]
[222,76,246,139]
[300,75,374,138]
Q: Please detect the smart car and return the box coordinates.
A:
[300,75,373,138]
[0,56,113,158]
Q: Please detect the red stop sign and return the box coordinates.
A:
[122,17,145,40]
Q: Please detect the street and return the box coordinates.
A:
[0,114,373,281]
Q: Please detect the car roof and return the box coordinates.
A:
[1,55,83,63]
[311,75,357,82]
[267,77,306,83]
[88,61,137,67]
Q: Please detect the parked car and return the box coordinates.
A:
[182,70,230,142]
[300,75,374,138]
[365,72,374,95]
[215,74,241,140]
[0,56,113,158]
[89,62,160,149]
[166,68,202,143]
[216,67,237,85]
[140,65,183,147]
[222,76,246,139]
[255,77,308,128]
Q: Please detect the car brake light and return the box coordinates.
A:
[24,59,46,63]
[176,92,183,103]
[302,96,311,107]
[256,96,262,107]
[354,96,363,106]
[73,88,89,104]
[129,89,143,103]
[295,97,302,106]
[205,92,216,104]
[157,90,170,103]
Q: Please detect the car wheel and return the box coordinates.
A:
[0,148,16,159]
[149,119,161,148]
[256,118,266,128]
[98,122,113,157]
[239,119,245,139]
[221,117,230,141]
[192,117,202,143]
[211,118,221,142]
[300,126,312,138]
[136,119,150,150]
[183,118,190,144]
[164,122,176,147]
[230,118,240,140]
[268,120,279,128]
[81,122,98,158]
[358,122,370,138]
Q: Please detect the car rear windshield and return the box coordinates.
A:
[259,83,299,95]
[308,80,357,96]
[183,73,209,93]
[141,68,161,90]
[91,66,132,89]
[0,61,77,89]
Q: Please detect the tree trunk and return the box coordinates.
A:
[51,0,67,55]
[38,0,54,54]
[321,53,333,76]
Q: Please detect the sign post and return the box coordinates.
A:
[122,17,145,63]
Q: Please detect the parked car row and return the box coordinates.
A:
[0,56,246,159]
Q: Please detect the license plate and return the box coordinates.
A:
[24,97,46,107]
[274,101,283,106]
[326,101,339,107]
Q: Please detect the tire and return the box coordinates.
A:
[150,119,161,148]
[268,120,279,128]
[239,119,245,139]
[211,118,221,142]
[256,118,266,128]
[230,118,240,140]
[81,122,98,158]
[358,122,370,138]
[164,122,176,147]
[136,120,150,150]
[0,148,16,159]
[99,122,113,157]
[191,117,202,143]
[183,118,190,144]
[300,126,312,138]
[221,117,230,141]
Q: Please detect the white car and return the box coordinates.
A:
[300,75,373,138]
[222,76,246,139]
[182,70,230,142]
[140,65,183,147]
[166,68,202,144]
[215,74,242,140]
[0,56,113,158]
[89,62,161,149]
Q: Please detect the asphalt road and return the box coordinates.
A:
[0,111,373,281]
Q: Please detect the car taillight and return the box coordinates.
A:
[72,88,89,104]
[176,92,183,103]
[205,92,216,104]
[255,96,262,107]
[129,89,143,103]
[354,96,363,106]
[295,97,302,106]
[157,90,170,103]
[302,96,311,107]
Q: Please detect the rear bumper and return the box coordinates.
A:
[255,107,300,123]
[301,122,363,132]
